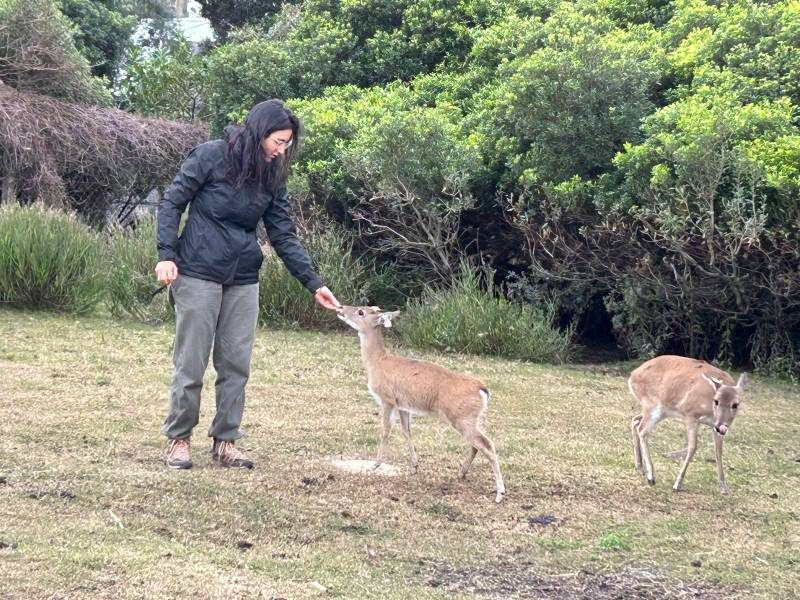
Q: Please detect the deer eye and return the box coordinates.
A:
[357,309,364,316]
[732,404,738,410]
[713,399,719,406]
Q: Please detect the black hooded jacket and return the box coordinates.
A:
[156,139,323,291]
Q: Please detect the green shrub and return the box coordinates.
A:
[258,218,391,329]
[399,263,573,363]
[205,35,293,134]
[106,215,173,324]
[0,203,105,313]
[117,37,209,121]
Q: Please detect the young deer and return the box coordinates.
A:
[337,305,506,503]
[629,355,747,494]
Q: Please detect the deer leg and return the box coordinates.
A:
[637,407,661,486]
[453,421,479,478]
[673,419,698,492]
[458,447,479,479]
[714,432,728,495]
[631,414,644,474]
[398,410,418,474]
[373,402,394,469]
[462,427,505,503]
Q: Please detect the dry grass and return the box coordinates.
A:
[0,308,798,599]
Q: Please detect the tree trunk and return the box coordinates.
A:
[1,174,16,205]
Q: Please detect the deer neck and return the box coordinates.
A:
[358,329,388,376]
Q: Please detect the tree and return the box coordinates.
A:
[664,0,800,105]
[205,31,294,132]
[60,0,137,81]
[197,0,291,40]
[514,88,800,374]
[486,6,665,193]
[293,84,479,287]
[118,36,209,121]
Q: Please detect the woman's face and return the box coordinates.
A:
[261,129,293,162]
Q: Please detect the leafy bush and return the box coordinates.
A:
[399,263,573,363]
[341,101,480,285]
[196,0,286,41]
[117,36,209,121]
[258,214,393,328]
[0,204,105,313]
[292,85,479,288]
[201,0,516,128]
[205,33,293,132]
[664,0,800,105]
[516,86,800,374]
[484,6,664,191]
[106,215,174,324]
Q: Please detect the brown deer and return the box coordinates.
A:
[337,305,505,503]
[629,355,747,494]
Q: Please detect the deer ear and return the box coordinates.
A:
[377,311,399,328]
[701,373,723,392]
[736,372,748,389]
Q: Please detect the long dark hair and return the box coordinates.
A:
[224,99,301,193]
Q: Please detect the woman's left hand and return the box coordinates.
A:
[314,286,341,310]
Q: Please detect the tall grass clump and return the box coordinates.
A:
[106,215,173,324]
[259,220,392,329]
[399,263,574,363]
[0,203,105,313]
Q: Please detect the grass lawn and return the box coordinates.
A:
[0,308,798,599]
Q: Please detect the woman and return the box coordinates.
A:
[155,99,340,470]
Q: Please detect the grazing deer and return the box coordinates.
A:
[629,355,747,494]
[337,305,506,503]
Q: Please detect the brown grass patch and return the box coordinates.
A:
[1,309,798,598]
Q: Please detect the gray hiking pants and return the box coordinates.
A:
[161,274,259,442]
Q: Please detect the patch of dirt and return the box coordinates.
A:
[337,524,371,535]
[24,489,76,501]
[300,473,335,487]
[326,458,402,476]
[424,561,736,599]
[527,514,558,527]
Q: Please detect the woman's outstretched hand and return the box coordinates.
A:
[314,286,341,310]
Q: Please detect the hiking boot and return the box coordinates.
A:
[212,438,254,469]
[166,438,192,469]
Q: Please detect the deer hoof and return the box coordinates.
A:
[495,492,505,503]
[647,477,656,486]
[719,484,729,495]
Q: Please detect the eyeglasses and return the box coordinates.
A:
[271,137,293,150]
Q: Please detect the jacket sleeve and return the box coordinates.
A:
[262,185,324,293]
[156,146,208,262]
